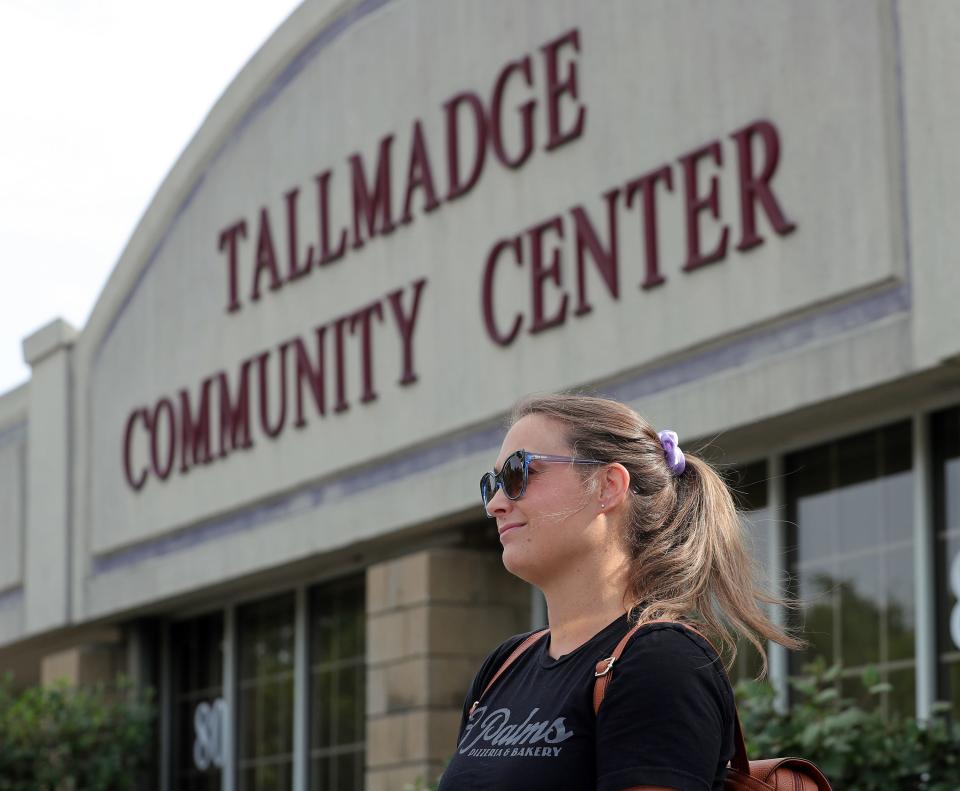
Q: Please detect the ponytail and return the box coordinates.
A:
[625,454,806,676]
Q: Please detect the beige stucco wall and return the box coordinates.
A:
[22,320,75,637]
[0,384,27,644]
[0,411,25,594]
[900,0,960,369]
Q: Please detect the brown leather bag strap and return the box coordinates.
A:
[591,618,750,774]
[729,708,750,774]
[468,628,549,717]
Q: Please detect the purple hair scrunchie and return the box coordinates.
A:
[657,430,686,476]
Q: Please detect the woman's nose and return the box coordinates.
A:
[485,485,513,517]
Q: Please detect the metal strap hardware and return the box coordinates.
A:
[594,656,616,677]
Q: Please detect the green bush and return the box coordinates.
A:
[0,673,155,791]
[735,657,960,790]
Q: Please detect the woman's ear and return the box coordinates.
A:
[599,462,631,509]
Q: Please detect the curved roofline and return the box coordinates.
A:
[78,0,391,363]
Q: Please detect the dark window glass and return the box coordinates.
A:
[933,407,960,715]
[724,462,769,684]
[171,612,225,791]
[237,593,296,791]
[309,575,365,791]
[786,422,914,718]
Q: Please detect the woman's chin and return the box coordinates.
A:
[500,545,541,585]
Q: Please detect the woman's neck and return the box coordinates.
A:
[541,560,630,659]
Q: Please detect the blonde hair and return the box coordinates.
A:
[512,392,806,677]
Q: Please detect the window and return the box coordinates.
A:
[786,422,915,716]
[933,407,960,714]
[726,461,769,683]
[309,575,366,791]
[237,593,296,790]
[171,612,225,791]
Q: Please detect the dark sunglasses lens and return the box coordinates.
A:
[480,472,497,506]
[501,454,526,499]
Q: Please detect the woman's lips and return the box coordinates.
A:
[498,522,525,536]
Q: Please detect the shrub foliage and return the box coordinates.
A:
[0,674,155,791]
[735,658,960,791]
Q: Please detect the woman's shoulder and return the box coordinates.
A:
[615,621,734,702]
[625,619,722,658]
[595,620,736,744]
[595,621,738,787]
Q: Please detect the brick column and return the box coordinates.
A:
[40,632,125,687]
[365,548,530,791]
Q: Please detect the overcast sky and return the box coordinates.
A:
[0,0,303,395]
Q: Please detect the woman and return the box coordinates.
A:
[437,394,805,791]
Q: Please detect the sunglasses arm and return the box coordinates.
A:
[526,453,604,465]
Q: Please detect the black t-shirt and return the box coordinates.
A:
[437,615,735,791]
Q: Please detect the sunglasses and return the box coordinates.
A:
[480,449,604,509]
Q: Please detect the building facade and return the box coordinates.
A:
[2,1,960,789]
